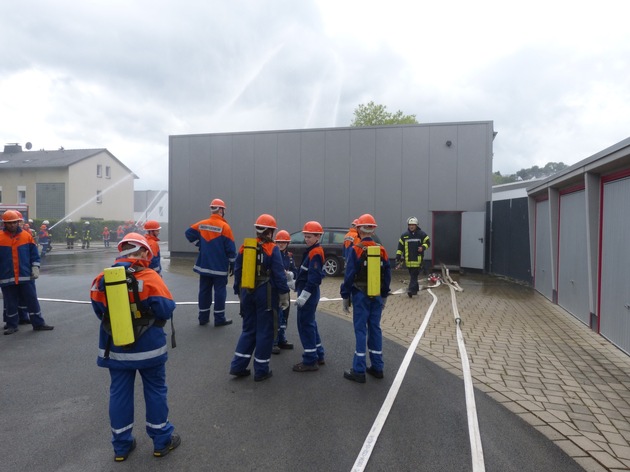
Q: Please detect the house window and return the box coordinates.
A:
[96,190,102,203]
[105,166,111,179]
[97,164,102,178]
[18,186,26,204]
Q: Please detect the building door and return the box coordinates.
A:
[599,174,630,354]
[432,211,462,268]
[461,211,485,270]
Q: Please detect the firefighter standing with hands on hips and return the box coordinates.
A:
[292,221,326,372]
[1,210,54,335]
[90,232,180,462]
[340,214,391,383]
[396,217,430,298]
[272,229,297,354]
[185,198,237,327]
[229,214,290,381]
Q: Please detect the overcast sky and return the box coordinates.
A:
[2,0,629,189]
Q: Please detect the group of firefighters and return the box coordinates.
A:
[2,200,430,463]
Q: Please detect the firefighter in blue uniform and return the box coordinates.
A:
[1,210,54,335]
[396,217,430,297]
[272,229,297,353]
[230,215,290,381]
[90,232,180,461]
[185,198,237,327]
[341,213,391,383]
[292,221,326,372]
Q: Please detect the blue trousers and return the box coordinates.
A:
[274,306,290,345]
[198,274,228,324]
[351,290,384,373]
[108,364,174,455]
[296,288,324,365]
[230,285,275,377]
[1,282,47,329]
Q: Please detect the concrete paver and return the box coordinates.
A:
[318,269,630,471]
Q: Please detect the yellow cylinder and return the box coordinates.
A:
[104,266,135,346]
[367,245,381,297]
[241,238,258,290]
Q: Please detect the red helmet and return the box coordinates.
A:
[274,230,291,242]
[255,214,277,233]
[356,213,377,233]
[351,218,359,227]
[209,198,226,210]
[117,232,153,257]
[16,211,23,219]
[2,210,21,223]
[144,220,161,231]
[302,221,323,235]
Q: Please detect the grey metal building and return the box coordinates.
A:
[169,122,495,270]
[527,137,630,353]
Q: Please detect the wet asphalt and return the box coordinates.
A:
[0,247,583,472]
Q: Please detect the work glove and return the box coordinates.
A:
[279,292,290,311]
[228,262,235,276]
[31,266,40,280]
[295,290,311,308]
[342,298,351,314]
[286,271,296,290]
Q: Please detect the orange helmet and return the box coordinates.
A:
[117,232,153,257]
[16,211,23,219]
[2,210,21,223]
[210,198,226,210]
[302,221,323,235]
[351,218,359,227]
[356,213,377,233]
[255,214,277,233]
[274,230,291,242]
[144,220,161,231]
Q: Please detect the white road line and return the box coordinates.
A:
[351,289,439,472]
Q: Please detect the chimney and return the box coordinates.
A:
[3,143,23,153]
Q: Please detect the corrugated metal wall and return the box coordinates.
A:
[557,190,590,325]
[169,123,494,262]
[599,176,630,353]
[490,198,531,283]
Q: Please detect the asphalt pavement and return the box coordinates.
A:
[0,247,583,472]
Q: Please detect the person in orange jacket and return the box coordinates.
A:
[143,220,162,275]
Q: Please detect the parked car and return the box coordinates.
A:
[288,227,382,277]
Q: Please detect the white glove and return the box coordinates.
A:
[296,290,311,308]
[31,266,40,279]
[285,271,294,282]
[279,292,290,311]
[287,279,296,291]
[342,298,351,313]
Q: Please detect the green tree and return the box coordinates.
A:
[494,162,568,185]
[350,101,418,126]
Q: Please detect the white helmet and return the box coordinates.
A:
[407,217,419,225]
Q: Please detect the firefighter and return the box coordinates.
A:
[185,198,237,327]
[89,232,180,461]
[292,221,326,372]
[65,219,77,249]
[143,220,162,274]
[229,214,290,381]
[343,218,360,260]
[1,210,54,335]
[396,217,431,297]
[340,214,391,383]
[39,224,51,253]
[102,226,111,247]
[272,229,297,354]
[82,221,92,249]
